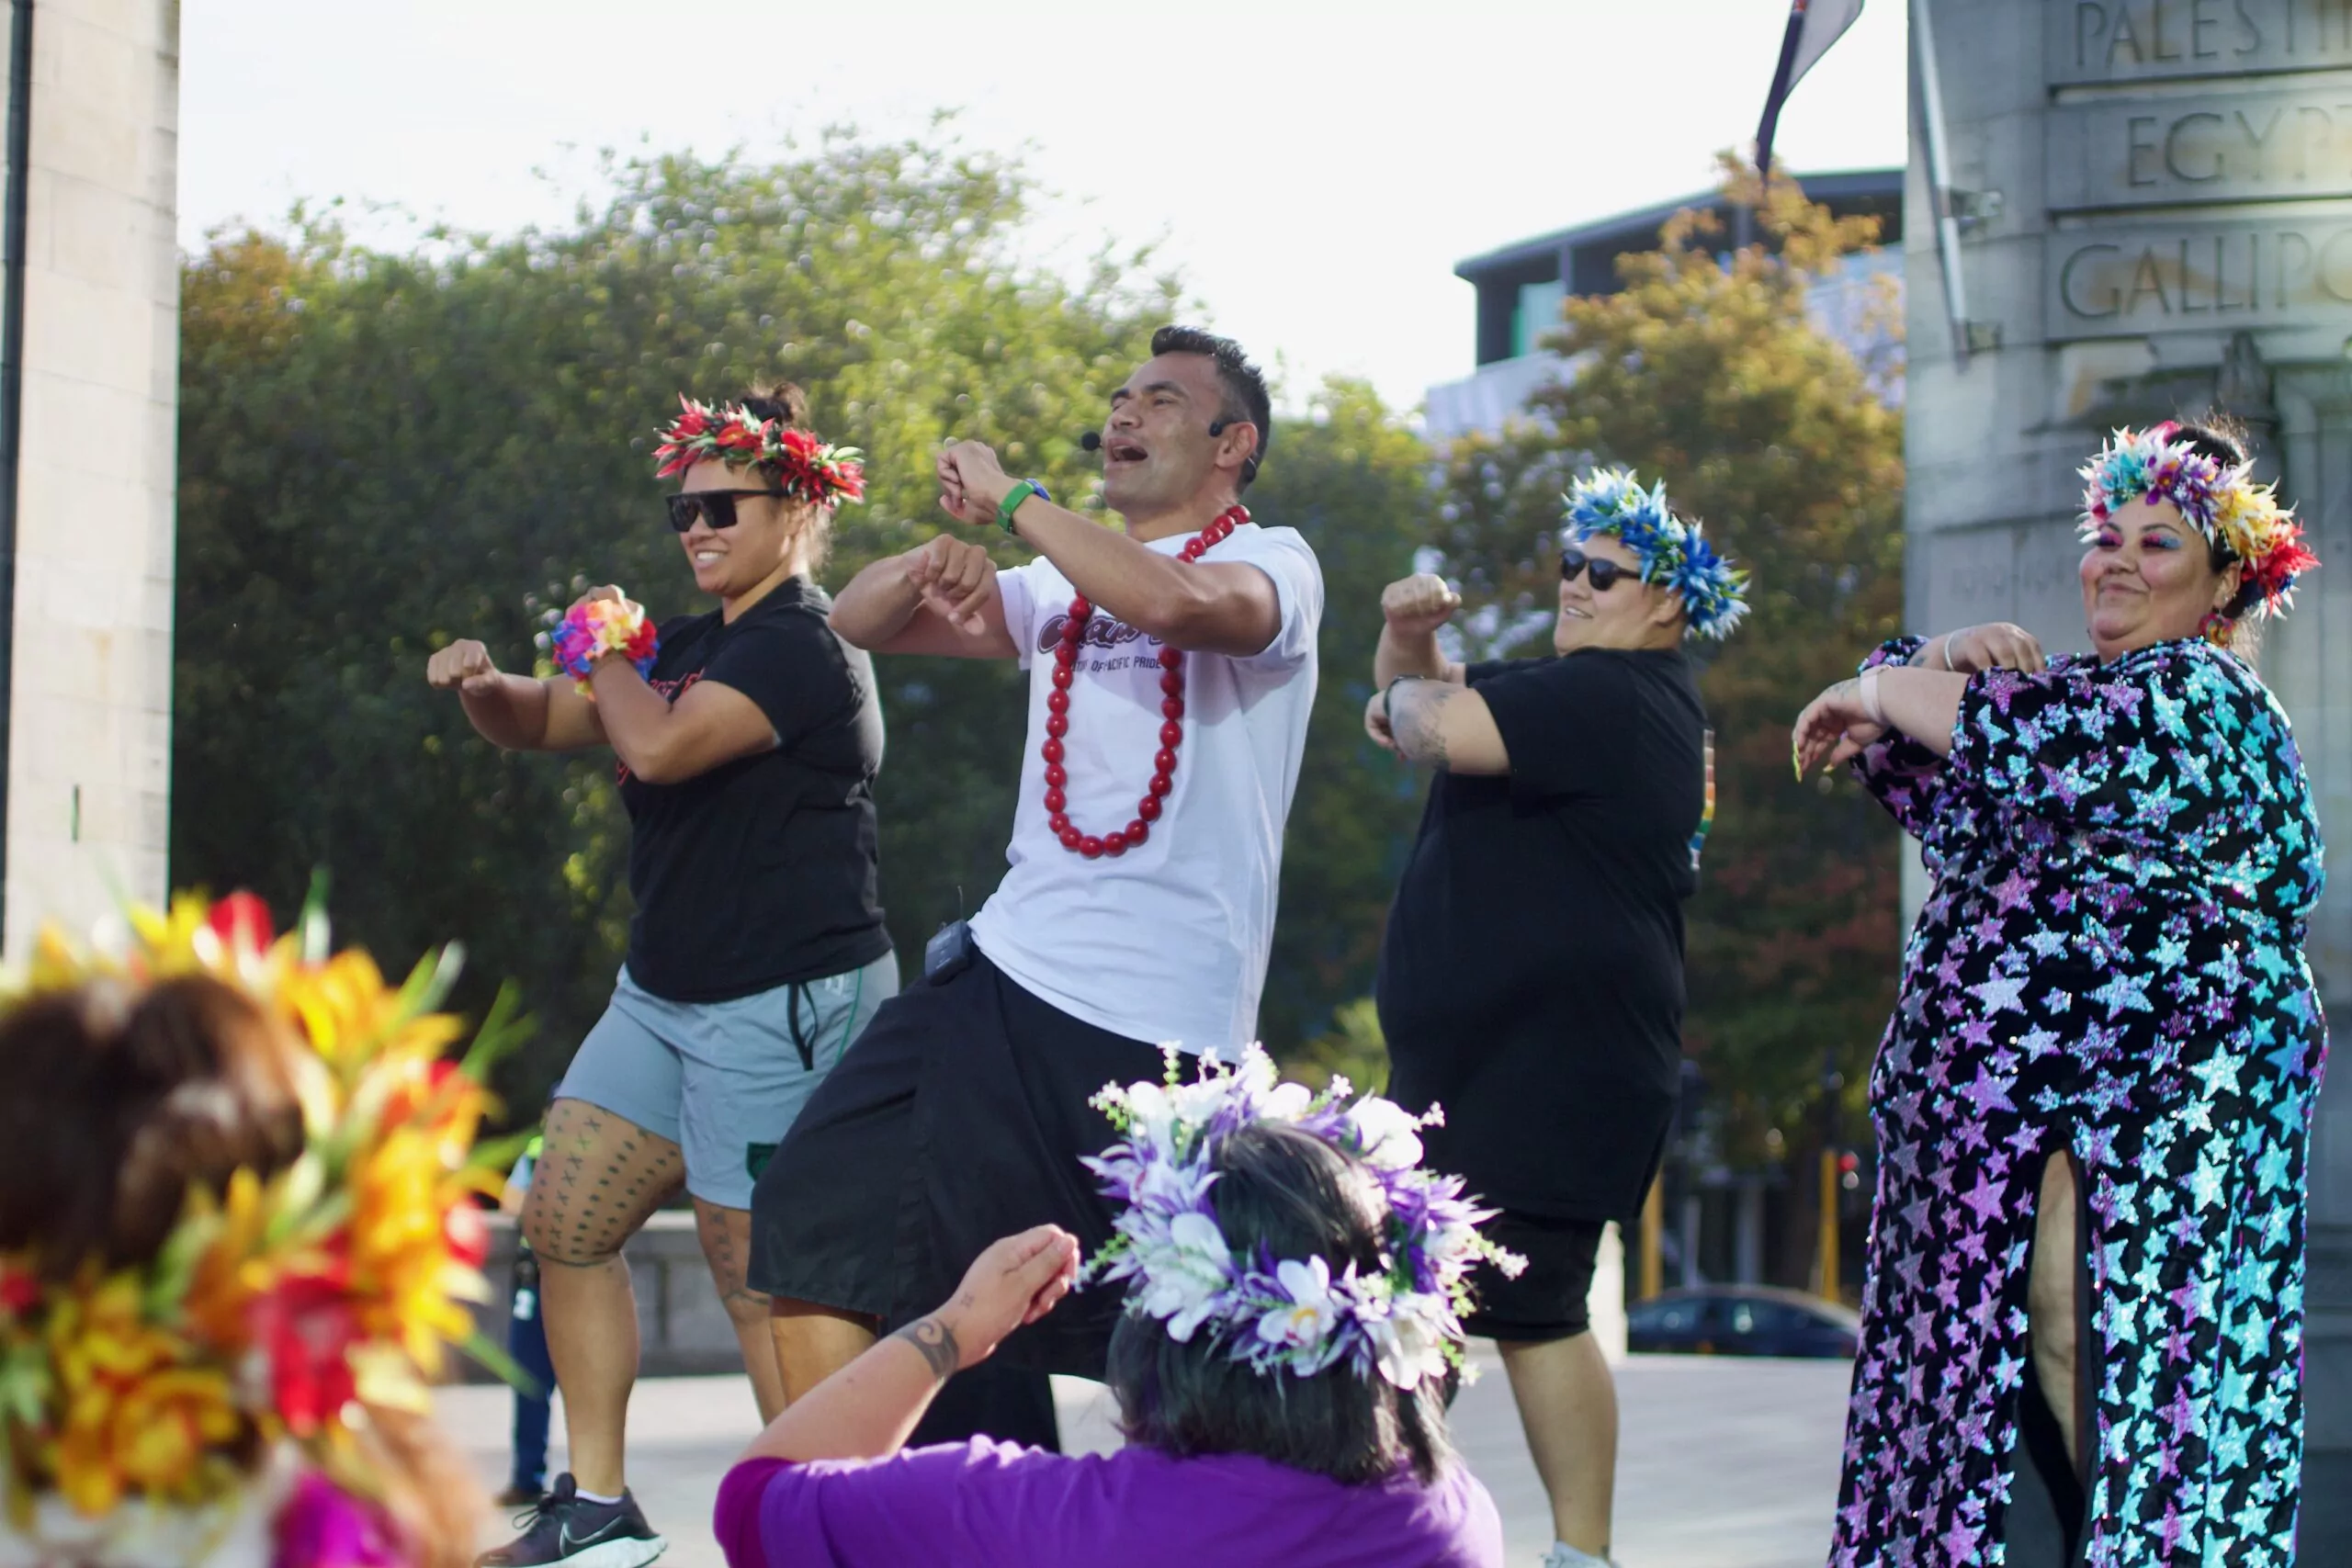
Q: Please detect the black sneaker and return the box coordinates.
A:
[476,1473,667,1567]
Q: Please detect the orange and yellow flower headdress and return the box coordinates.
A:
[0,889,525,1551]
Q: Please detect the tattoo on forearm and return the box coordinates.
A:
[1391,682,1453,768]
[891,1315,959,1383]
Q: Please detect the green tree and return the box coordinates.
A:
[175,134,1174,1102]
[174,132,1431,1107]
[1247,379,1436,1050]
[1430,164,1905,1263]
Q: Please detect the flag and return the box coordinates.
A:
[1755,0,1866,180]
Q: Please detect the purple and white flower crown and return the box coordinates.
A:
[1080,1044,1524,1390]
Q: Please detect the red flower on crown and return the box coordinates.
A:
[652,396,866,509]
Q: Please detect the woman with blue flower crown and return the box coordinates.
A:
[707,1045,1515,1567]
[1368,468,1746,1568]
[1791,419,2325,1565]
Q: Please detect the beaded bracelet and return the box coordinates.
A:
[548,595,659,694]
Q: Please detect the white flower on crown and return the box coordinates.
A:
[1261,1078,1312,1122]
[1136,1210,1235,1342]
[1080,1043,1525,1390]
[1360,1286,1453,1390]
[1255,1257,1343,1355]
[1424,1213,1486,1275]
[1118,1078,1182,1156]
[1345,1095,1425,1171]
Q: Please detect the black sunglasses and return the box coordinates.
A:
[666,488,784,533]
[1560,546,1634,592]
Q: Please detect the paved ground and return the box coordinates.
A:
[440,1352,1851,1568]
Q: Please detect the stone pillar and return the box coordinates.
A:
[0,0,177,953]
[1908,0,2352,1535]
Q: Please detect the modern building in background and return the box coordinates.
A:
[1906,0,2350,1518]
[1427,167,1905,443]
[0,0,178,957]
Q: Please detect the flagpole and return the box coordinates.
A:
[1910,0,1973,366]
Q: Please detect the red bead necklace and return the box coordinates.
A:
[1041,505,1248,859]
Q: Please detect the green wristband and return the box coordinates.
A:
[996,478,1049,536]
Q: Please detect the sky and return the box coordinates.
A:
[178,1,1908,414]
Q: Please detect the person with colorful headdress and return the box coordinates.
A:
[1790,418,2325,1562]
[746,328,1324,1445]
[426,384,896,1568]
[0,889,514,1568]
[710,1046,1510,1567]
[1365,466,1743,1568]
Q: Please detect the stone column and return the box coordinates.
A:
[1908,0,2352,1532]
[0,0,177,953]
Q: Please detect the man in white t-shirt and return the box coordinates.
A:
[747,327,1322,1423]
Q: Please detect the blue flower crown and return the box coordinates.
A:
[1080,1045,1523,1390]
[1563,468,1749,640]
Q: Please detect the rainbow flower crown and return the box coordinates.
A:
[0,890,523,1557]
[1080,1045,1522,1391]
[2078,423,2319,620]
[1563,468,1749,641]
[652,395,867,510]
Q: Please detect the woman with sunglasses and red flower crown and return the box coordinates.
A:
[426,384,896,1568]
[1366,468,1747,1568]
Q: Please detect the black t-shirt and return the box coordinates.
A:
[618,579,889,1002]
[1374,649,1708,1220]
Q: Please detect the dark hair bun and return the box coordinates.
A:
[0,975,303,1278]
[740,380,811,429]
[2172,414,2248,469]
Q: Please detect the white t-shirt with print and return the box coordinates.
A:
[968,521,1322,1056]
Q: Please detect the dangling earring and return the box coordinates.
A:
[2199,609,2233,648]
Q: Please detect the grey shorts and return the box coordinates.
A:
[555,950,899,1210]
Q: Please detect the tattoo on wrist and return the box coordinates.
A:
[891,1315,960,1383]
[1391,682,1453,768]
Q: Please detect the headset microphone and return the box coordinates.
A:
[1080,431,1102,452]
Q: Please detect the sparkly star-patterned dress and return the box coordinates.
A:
[1830,637,2326,1567]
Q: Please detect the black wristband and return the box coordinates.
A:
[1383,675,1421,730]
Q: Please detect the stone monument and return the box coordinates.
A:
[0,0,178,957]
[1907,0,2352,1521]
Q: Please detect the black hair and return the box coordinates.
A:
[733,379,831,569]
[1150,325,1272,491]
[2162,416,2267,621]
[739,379,811,431]
[1105,1122,1456,1487]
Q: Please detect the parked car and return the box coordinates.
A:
[1625,1286,1860,1359]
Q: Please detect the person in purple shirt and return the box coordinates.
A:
[713,1047,1508,1568]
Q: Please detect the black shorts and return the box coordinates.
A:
[747,947,1163,1379]
[1461,1210,1609,1343]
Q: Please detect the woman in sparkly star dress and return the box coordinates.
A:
[1790,421,2325,1565]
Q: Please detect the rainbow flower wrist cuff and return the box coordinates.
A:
[548,595,658,694]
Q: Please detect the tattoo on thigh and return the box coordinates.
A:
[890,1316,959,1384]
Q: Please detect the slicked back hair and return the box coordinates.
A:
[1150,325,1272,491]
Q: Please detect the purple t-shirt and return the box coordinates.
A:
[714,1439,1503,1568]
